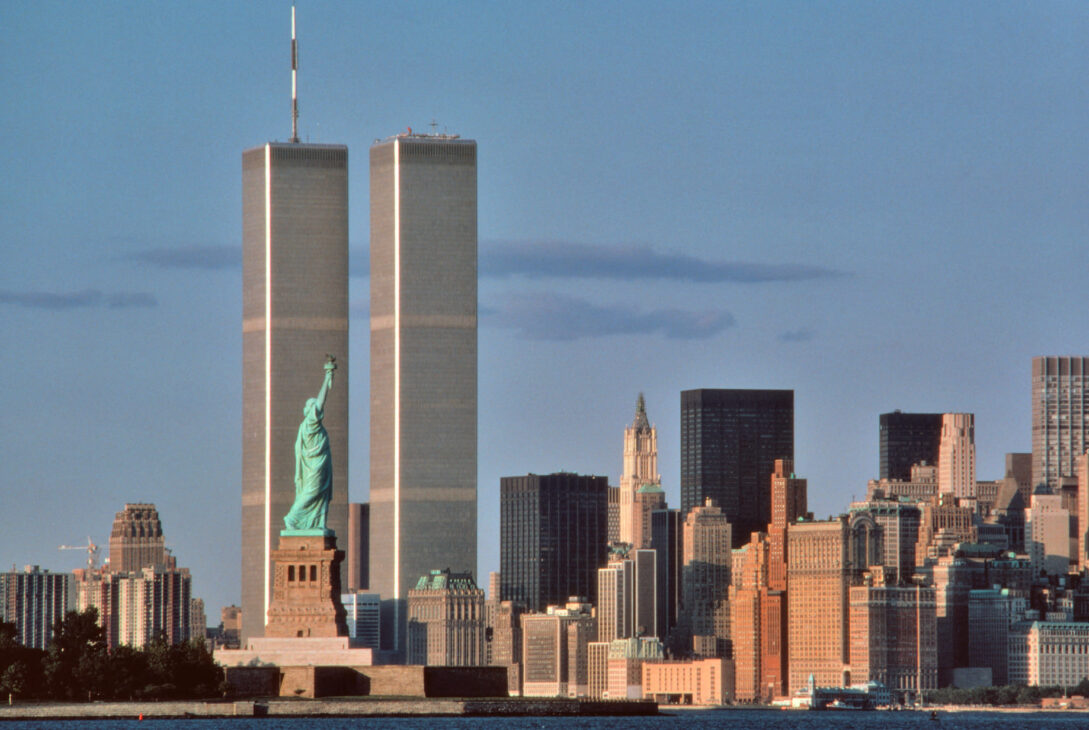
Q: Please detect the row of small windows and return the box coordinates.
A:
[287,565,317,582]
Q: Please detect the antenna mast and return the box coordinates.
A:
[291,5,299,143]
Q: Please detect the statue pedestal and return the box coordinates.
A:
[264,532,348,638]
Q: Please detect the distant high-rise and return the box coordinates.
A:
[369,133,477,655]
[619,394,661,547]
[879,411,942,482]
[680,389,793,546]
[681,500,732,658]
[406,569,485,666]
[0,567,72,650]
[241,140,349,643]
[1032,356,1089,491]
[650,508,683,645]
[500,473,608,613]
[938,413,976,498]
[108,503,167,572]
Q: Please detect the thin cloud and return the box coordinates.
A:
[0,288,157,310]
[480,240,847,283]
[125,245,241,270]
[487,292,734,341]
[778,327,814,343]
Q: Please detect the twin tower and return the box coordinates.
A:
[240,135,478,654]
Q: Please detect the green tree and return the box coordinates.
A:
[43,608,107,701]
[0,662,27,704]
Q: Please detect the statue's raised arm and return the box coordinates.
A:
[315,354,336,411]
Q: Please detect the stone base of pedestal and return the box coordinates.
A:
[215,637,373,669]
[264,533,348,639]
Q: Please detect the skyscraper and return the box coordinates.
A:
[241,141,349,642]
[1032,356,1089,491]
[369,133,477,655]
[0,567,73,650]
[938,413,976,498]
[879,411,942,482]
[681,499,732,658]
[619,394,661,547]
[680,389,793,546]
[500,473,609,614]
[108,503,168,573]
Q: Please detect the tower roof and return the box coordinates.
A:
[632,392,651,431]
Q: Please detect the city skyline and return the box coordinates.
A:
[3,3,1088,617]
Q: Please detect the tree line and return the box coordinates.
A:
[925,680,1089,707]
[0,608,224,702]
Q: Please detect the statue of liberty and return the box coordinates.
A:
[283,356,337,532]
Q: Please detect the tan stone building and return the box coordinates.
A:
[641,657,732,705]
[786,515,877,691]
[619,394,662,548]
[406,569,485,666]
[938,413,976,499]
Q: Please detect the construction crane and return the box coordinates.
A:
[58,537,100,571]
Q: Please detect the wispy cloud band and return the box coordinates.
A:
[0,289,157,310]
[123,246,241,270]
[487,292,734,341]
[481,240,846,283]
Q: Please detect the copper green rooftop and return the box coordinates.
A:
[636,482,664,494]
[414,568,479,591]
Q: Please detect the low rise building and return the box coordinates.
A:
[641,657,731,705]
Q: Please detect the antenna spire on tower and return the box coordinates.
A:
[291,5,299,143]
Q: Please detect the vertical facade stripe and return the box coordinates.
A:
[263,143,272,626]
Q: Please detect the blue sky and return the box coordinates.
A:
[2,1,1087,617]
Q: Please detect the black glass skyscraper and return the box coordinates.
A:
[879,411,942,481]
[680,389,793,548]
[500,473,608,613]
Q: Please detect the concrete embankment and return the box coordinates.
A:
[0,697,658,720]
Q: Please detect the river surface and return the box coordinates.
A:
[4,709,1087,729]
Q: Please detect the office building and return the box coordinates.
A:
[680,389,793,546]
[77,502,194,649]
[848,577,937,696]
[597,548,657,643]
[879,411,942,482]
[369,133,477,654]
[606,636,665,699]
[650,508,683,646]
[241,140,349,642]
[500,473,608,613]
[681,500,732,657]
[938,413,976,498]
[1032,356,1089,491]
[0,566,73,650]
[848,500,921,585]
[77,565,192,649]
[619,394,662,547]
[1079,454,1089,572]
[342,592,381,649]
[485,573,524,695]
[347,502,369,591]
[108,503,169,572]
[786,515,876,691]
[521,600,596,697]
[406,569,485,666]
[190,597,207,641]
[1026,486,1071,576]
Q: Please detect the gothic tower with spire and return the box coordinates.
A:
[620,394,663,548]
